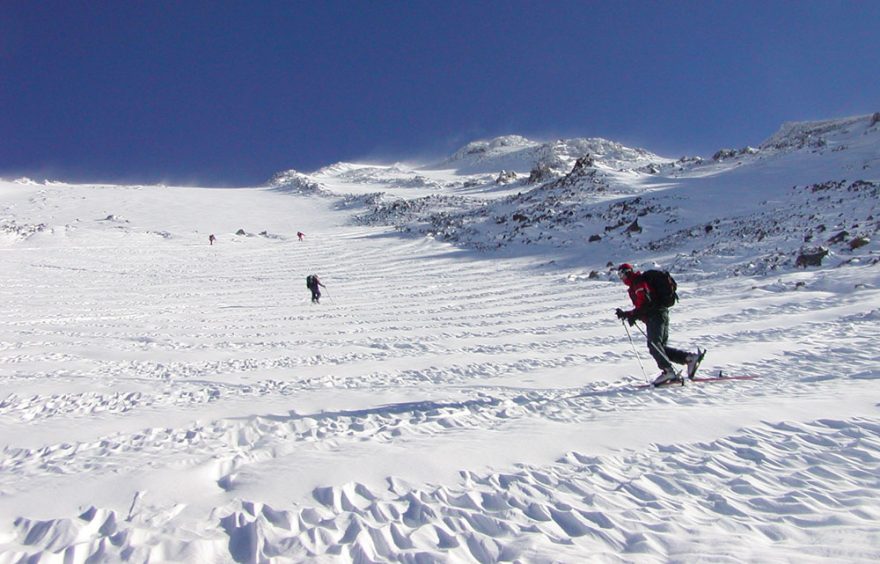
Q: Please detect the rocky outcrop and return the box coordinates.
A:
[796,247,829,268]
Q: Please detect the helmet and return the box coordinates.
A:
[617,263,634,279]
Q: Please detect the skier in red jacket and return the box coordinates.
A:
[615,263,704,385]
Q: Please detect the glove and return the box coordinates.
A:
[616,308,637,325]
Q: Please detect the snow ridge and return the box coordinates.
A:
[760,113,878,152]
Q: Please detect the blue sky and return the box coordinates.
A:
[1,1,877,186]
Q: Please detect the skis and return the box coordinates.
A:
[691,374,757,383]
[637,372,757,389]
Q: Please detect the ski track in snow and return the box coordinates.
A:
[1,187,879,561]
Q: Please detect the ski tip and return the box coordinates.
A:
[713,369,757,379]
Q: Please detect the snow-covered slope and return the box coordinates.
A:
[0,114,878,562]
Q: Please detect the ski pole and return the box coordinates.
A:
[622,320,650,383]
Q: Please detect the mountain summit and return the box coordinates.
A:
[432,135,669,175]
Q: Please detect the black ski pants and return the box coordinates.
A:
[644,309,689,370]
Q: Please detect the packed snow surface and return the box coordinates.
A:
[1,115,879,562]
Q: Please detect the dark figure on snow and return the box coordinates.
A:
[615,263,704,385]
[297,231,305,241]
[306,274,325,303]
[209,234,216,245]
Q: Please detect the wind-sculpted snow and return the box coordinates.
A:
[4,418,879,562]
[1,114,880,562]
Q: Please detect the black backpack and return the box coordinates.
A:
[306,274,316,289]
[641,269,678,308]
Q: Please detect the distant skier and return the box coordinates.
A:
[297,231,305,241]
[209,234,216,245]
[306,274,325,303]
[614,263,704,385]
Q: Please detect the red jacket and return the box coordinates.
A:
[624,272,653,320]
